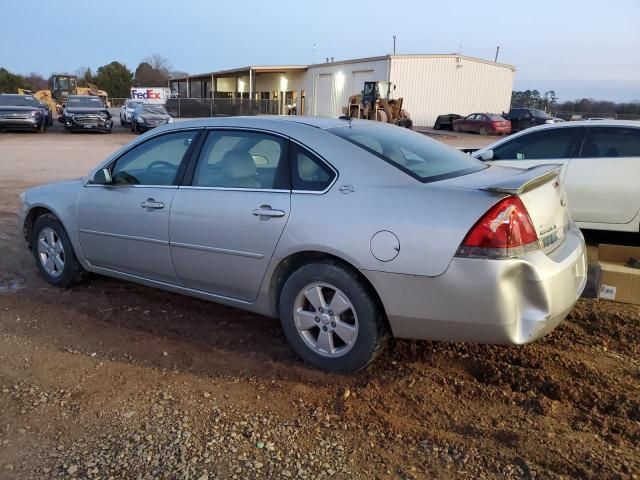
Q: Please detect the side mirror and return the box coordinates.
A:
[92,168,112,185]
[479,149,494,161]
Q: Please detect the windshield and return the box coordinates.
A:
[140,105,168,115]
[0,95,39,107]
[531,109,549,118]
[329,124,486,182]
[126,100,142,108]
[67,97,104,108]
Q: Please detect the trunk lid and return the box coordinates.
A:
[441,164,571,254]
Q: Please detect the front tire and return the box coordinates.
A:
[279,261,387,373]
[32,214,84,288]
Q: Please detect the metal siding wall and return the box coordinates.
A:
[302,59,389,116]
[389,57,514,127]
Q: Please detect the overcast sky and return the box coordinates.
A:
[1,0,638,102]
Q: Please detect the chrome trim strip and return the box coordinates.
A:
[78,229,168,245]
[84,185,179,189]
[178,186,290,194]
[170,241,263,259]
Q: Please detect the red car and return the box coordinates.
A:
[452,113,511,135]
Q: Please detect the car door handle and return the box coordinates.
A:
[141,199,165,209]
[252,206,285,218]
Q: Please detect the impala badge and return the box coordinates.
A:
[339,184,355,194]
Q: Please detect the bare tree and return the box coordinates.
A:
[143,54,171,75]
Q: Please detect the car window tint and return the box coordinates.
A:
[291,144,335,191]
[193,131,288,189]
[111,130,197,186]
[492,128,579,160]
[581,127,640,158]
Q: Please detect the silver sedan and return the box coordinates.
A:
[19,117,587,372]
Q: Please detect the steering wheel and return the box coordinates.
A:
[146,160,178,175]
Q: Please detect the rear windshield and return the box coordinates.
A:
[0,95,38,107]
[487,114,505,121]
[328,123,486,182]
[67,97,104,108]
[531,109,549,118]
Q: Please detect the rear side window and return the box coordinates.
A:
[580,127,640,158]
[329,124,485,182]
[291,144,335,191]
[492,127,583,160]
[192,130,289,189]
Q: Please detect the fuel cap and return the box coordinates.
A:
[370,230,400,262]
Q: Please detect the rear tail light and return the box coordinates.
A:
[457,196,539,259]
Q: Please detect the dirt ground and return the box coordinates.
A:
[0,126,638,480]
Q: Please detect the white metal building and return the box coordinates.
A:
[303,54,516,127]
[169,54,516,127]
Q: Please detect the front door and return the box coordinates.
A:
[170,129,291,301]
[77,129,200,283]
[487,126,585,183]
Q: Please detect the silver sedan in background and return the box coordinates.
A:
[19,117,587,372]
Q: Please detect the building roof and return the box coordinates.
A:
[169,65,307,81]
[169,53,516,81]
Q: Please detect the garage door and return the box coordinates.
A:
[352,70,375,95]
[316,74,333,117]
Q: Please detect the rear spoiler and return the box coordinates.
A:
[481,164,561,195]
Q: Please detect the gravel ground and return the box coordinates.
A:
[0,126,638,480]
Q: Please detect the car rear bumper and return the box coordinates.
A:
[362,224,587,344]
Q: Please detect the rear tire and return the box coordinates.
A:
[31,214,85,288]
[279,261,387,373]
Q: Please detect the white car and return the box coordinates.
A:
[119,99,143,126]
[473,120,640,232]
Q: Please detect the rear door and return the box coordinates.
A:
[565,125,640,224]
[169,129,291,301]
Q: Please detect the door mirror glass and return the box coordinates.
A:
[479,149,494,161]
[92,168,112,185]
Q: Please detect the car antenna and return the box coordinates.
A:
[338,114,353,127]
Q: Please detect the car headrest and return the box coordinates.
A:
[220,150,256,179]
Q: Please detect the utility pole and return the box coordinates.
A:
[393,35,396,54]
[494,46,500,63]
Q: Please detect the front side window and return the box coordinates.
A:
[329,123,485,182]
[580,127,640,158]
[111,130,198,186]
[193,130,289,189]
[492,127,583,160]
[291,144,335,191]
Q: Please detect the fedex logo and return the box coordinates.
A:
[131,89,162,100]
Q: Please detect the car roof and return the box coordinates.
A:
[166,116,365,131]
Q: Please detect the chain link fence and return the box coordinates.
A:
[108,97,284,118]
[553,111,640,121]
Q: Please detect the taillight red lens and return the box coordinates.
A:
[457,196,539,259]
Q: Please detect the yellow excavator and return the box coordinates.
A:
[19,74,109,115]
[343,81,412,128]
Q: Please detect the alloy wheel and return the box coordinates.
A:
[37,227,65,277]
[293,282,359,357]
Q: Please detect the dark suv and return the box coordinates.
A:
[505,108,554,132]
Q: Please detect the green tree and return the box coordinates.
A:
[0,67,25,93]
[134,60,169,87]
[93,61,133,98]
